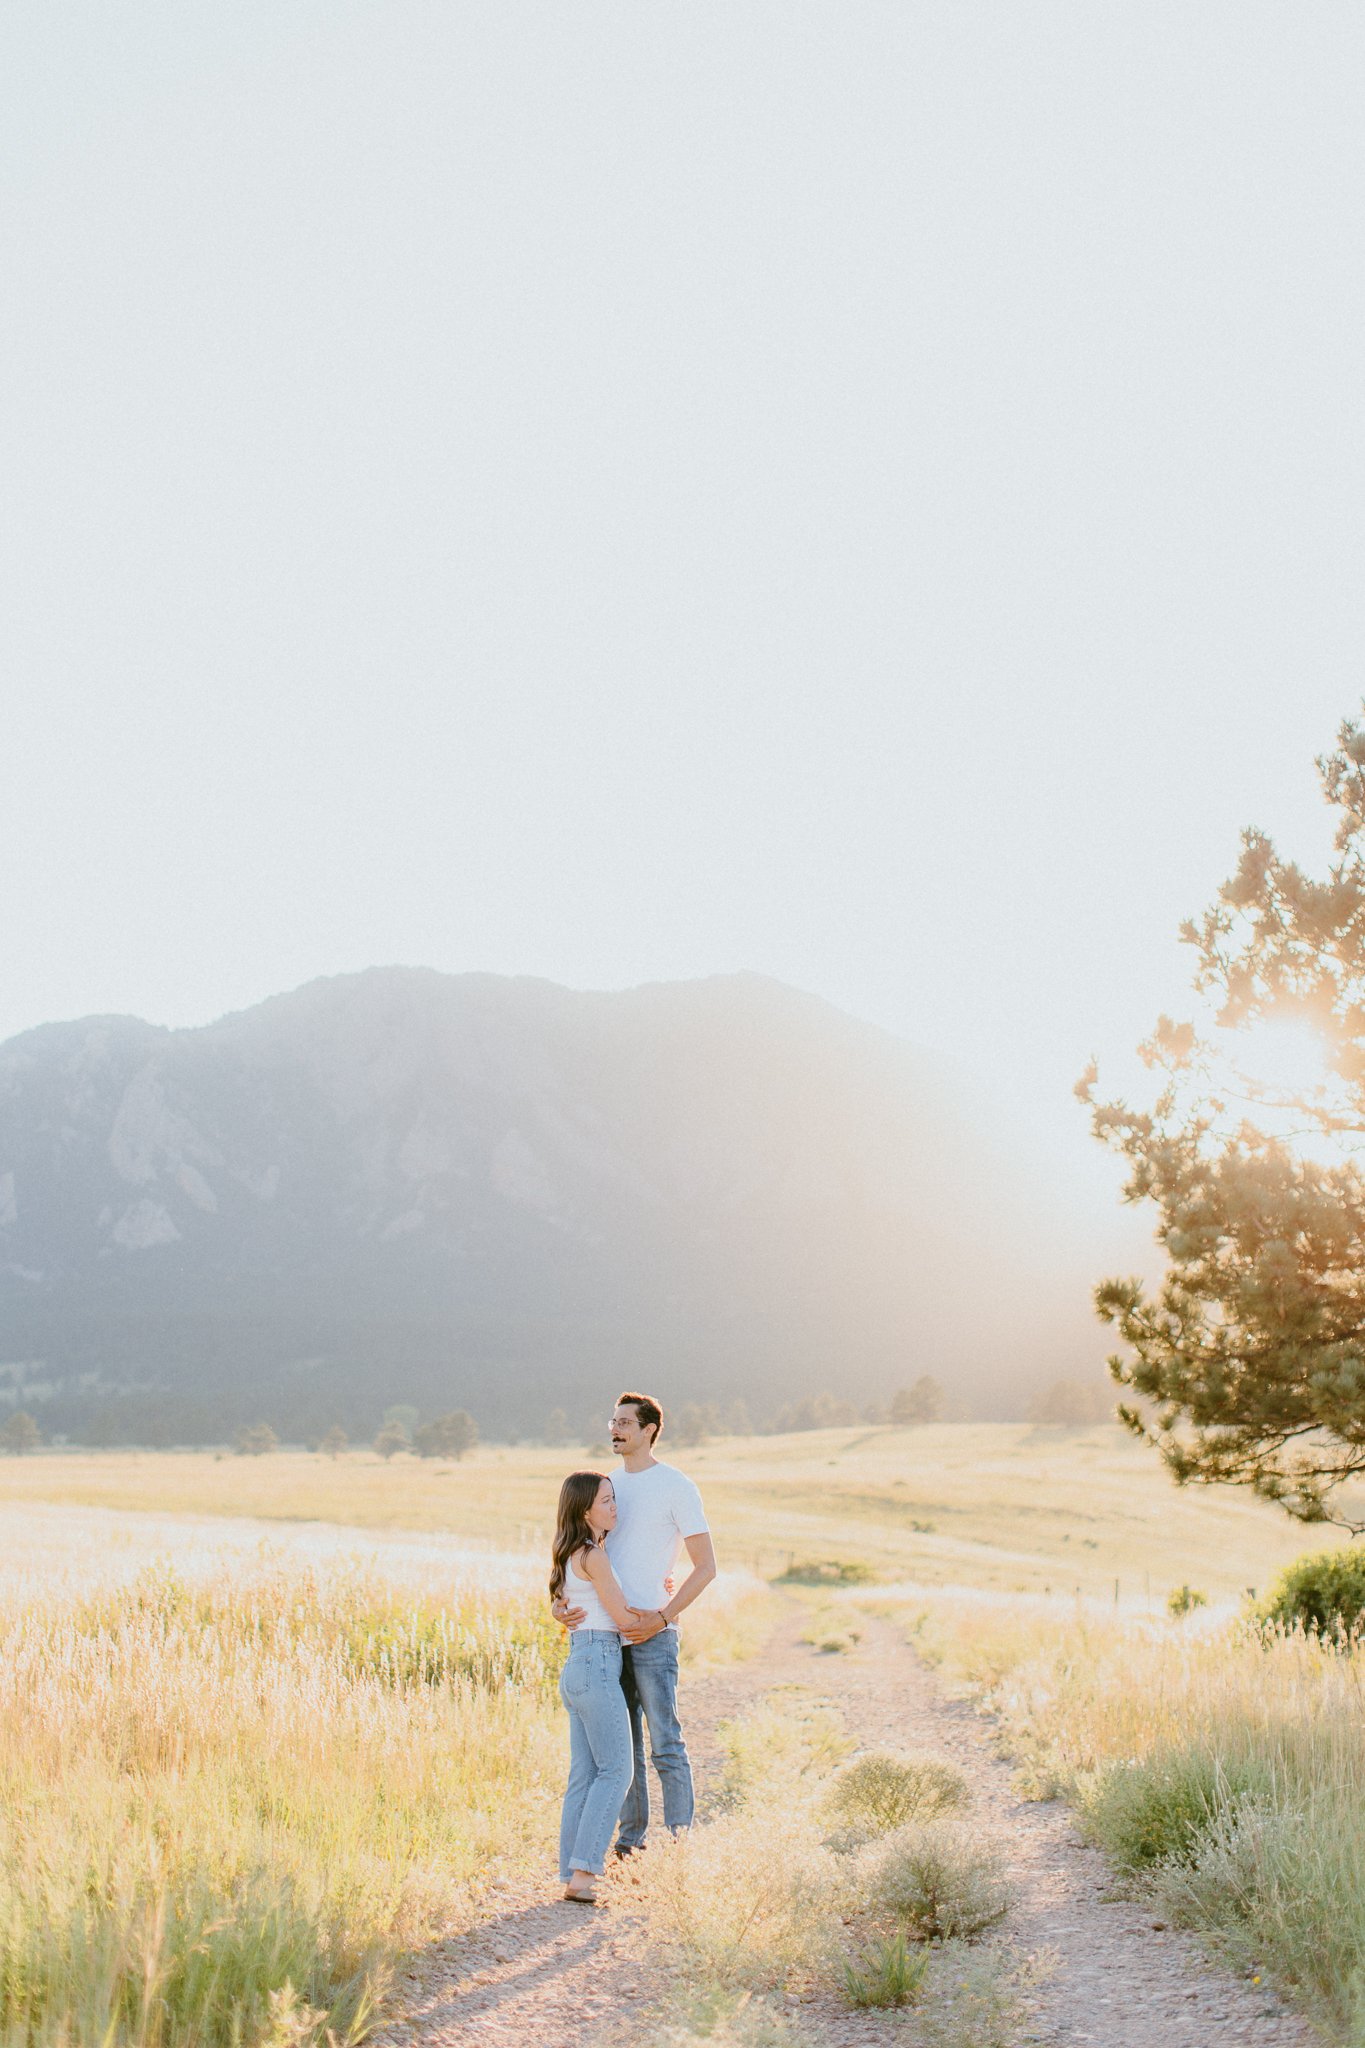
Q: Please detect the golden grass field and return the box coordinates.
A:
[0,1421,1348,1606]
[1,1423,1360,2046]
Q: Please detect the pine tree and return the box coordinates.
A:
[1082,710,1365,1530]
[412,1410,478,1459]
[890,1376,944,1426]
[672,1402,722,1446]
[1,1410,42,1455]
[232,1423,278,1456]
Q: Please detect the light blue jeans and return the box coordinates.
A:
[615,1629,694,1851]
[558,1630,634,1881]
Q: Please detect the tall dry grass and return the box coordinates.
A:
[916,1600,1365,2044]
[0,1560,562,2047]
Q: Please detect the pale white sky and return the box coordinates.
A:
[3,3,1362,1165]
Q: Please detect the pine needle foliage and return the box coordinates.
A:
[1081,710,1365,1530]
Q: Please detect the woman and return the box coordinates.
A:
[549,1469,636,1903]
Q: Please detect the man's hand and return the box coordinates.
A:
[551,1595,588,1631]
[622,1606,667,1645]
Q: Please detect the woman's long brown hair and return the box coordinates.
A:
[550,1470,607,1602]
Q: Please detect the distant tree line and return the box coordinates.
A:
[533,1376,964,1448]
[2,1385,488,1456]
[0,1368,1117,1457]
[223,1404,480,1461]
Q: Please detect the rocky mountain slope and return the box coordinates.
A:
[0,969,1120,1440]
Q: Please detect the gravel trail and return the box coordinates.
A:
[372,1607,1322,2047]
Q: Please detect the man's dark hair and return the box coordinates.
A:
[617,1391,663,1445]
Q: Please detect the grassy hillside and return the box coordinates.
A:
[0,1423,1348,1607]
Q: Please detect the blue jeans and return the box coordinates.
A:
[558,1631,634,1881]
[615,1629,693,1850]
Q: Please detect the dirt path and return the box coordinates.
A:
[372,1608,1321,2048]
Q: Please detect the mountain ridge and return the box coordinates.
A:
[0,968,1115,1441]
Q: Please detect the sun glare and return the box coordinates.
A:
[1235,1018,1332,1102]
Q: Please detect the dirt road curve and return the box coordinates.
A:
[371,1609,1319,2048]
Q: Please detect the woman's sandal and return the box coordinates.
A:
[562,1882,599,1905]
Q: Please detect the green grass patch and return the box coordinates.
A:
[775,1559,878,1587]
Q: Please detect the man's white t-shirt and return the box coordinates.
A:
[607,1461,709,1617]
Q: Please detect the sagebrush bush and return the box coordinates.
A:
[1259,1548,1365,1642]
[824,1750,968,1850]
[861,1821,1011,1941]
[1081,1749,1275,1872]
[645,1810,839,1992]
[1148,1790,1365,2033]
[1147,1798,1291,1931]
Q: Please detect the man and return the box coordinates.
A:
[554,1391,717,1855]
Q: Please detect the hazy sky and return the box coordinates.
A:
[4,4,1363,1152]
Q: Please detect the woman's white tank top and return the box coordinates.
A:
[566,1548,620,1633]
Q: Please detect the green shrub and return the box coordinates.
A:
[1167,1584,1208,1617]
[862,1822,1011,1941]
[841,1930,929,2008]
[1081,1749,1275,1872]
[775,1560,878,1587]
[825,1750,968,1849]
[1259,1548,1365,1642]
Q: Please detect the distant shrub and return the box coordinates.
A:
[1259,1549,1365,1643]
[1027,1377,1108,1426]
[841,1930,929,2008]
[767,1394,858,1432]
[232,1423,278,1456]
[862,1822,1011,1941]
[412,1409,477,1459]
[1168,1584,1208,1618]
[1081,1749,1274,1872]
[890,1376,944,1426]
[776,1559,877,1587]
[826,1751,968,1850]
[0,1410,42,1455]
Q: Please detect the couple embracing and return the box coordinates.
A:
[548,1391,717,1904]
